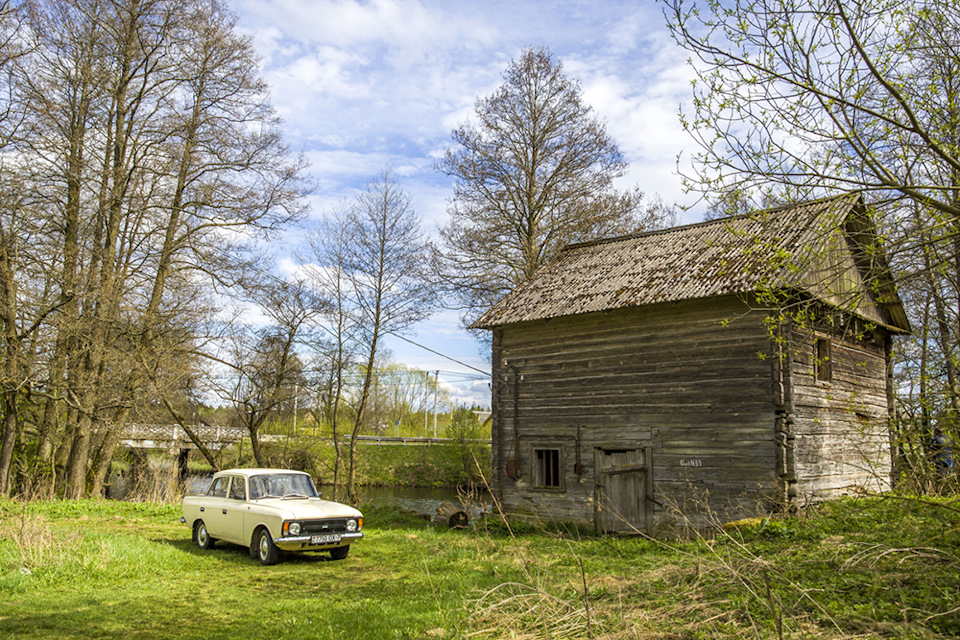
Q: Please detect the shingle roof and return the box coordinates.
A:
[470,193,909,332]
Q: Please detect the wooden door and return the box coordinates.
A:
[595,448,651,534]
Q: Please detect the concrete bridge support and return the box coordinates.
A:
[176,449,190,490]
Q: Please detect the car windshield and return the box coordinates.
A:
[248,473,318,500]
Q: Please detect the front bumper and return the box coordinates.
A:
[273,531,364,551]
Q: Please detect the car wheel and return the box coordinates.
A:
[194,520,216,550]
[255,528,280,566]
[330,545,350,560]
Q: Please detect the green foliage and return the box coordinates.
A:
[445,406,490,485]
[1,495,957,638]
[354,442,491,488]
[724,515,826,542]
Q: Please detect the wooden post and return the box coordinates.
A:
[128,448,148,497]
[177,449,190,492]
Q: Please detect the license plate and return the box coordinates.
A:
[310,534,341,545]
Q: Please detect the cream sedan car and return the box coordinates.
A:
[181,468,363,565]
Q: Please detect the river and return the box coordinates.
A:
[358,485,490,516]
[110,471,488,520]
[180,474,488,517]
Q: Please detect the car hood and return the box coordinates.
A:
[251,497,362,520]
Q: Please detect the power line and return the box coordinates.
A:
[387,331,490,376]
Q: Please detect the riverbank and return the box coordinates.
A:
[1,495,958,638]
[214,437,490,488]
[111,437,492,500]
[350,440,490,488]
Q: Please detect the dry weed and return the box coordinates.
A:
[0,508,79,569]
[841,542,959,569]
[467,581,598,639]
[123,459,183,503]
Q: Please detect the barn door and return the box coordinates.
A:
[595,448,651,534]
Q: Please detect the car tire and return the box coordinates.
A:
[255,528,280,566]
[194,520,216,550]
[330,545,350,560]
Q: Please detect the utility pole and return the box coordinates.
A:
[423,370,429,438]
[433,370,439,438]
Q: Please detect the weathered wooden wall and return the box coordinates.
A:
[490,295,782,532]
[785,326,892,499]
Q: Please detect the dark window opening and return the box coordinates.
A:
[815,338,832,382]
[534,448,561,488]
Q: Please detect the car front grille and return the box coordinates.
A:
[300,518,350,534]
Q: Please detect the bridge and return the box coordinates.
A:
[119,424,488,453]
[120,423,248,452]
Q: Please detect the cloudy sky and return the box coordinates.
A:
[229,0,705,408]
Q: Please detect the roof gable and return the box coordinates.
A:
[471,193,909,333]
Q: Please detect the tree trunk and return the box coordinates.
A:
[64,412,93,498]
[434,501,469,528]
[0,221,20,496]
[348,328,379,505]
[249,423,264,467]
[89,418,123,497]
[161,396,219,471]
[0,389,18,496]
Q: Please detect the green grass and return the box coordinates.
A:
[0,496,958,639]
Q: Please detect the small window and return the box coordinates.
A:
[534,448,561,488]
[815,338,832,382]
[207,477,228,498]
[228,477,245,501]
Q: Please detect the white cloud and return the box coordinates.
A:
[227,0,707,399]
[239,0,495,53]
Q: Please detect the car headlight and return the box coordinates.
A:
[288,522,301,536]
[345,519,357,532]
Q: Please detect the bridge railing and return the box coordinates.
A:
[120,424,488,451]
[121,423,247,450]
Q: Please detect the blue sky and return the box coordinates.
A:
[230,0,704,407]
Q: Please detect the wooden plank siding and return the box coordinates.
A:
[786,327,893,499]
[491,295,783,532]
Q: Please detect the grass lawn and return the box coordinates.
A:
[1,496,958,639]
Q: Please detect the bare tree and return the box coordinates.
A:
[211,278,317,467]
[435,47,675,317]
[343,170,434,503]
[303,207,360,500]
[0,0,306,497]
[0,0,66,495]
[666,0,960,214]
[666,0,960,479]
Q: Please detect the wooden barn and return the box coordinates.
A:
[471,193,910,534]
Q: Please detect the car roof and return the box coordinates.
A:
[215,468,311,478]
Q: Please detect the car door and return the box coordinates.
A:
[202,476,231,539]
[220,476,247,545]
